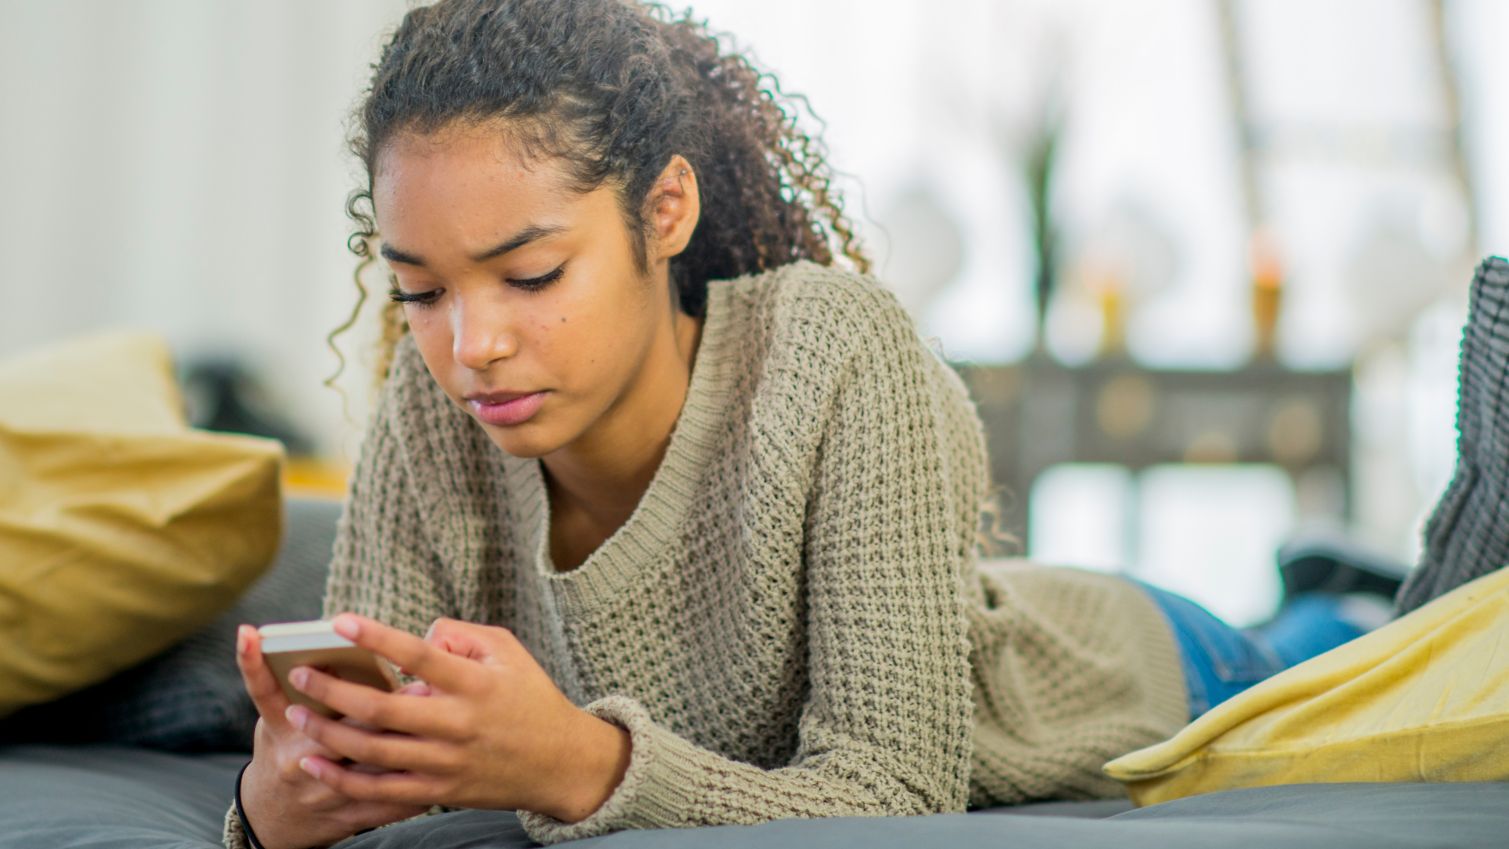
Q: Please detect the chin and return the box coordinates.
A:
[480,424,558,459]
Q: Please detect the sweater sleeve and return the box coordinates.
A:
[515,288,979,844]
[222,340,456,849]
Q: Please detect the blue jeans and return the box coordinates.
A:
[1133,581,1368,721]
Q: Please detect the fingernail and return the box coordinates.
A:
[299,757,319,778]
[332,616,359,639]
[236,626,249,655]
[290,667,309,688]
[285,705,306,729]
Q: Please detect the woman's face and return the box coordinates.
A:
[372,122,667,459]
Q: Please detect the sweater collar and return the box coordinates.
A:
[507,277,740,616]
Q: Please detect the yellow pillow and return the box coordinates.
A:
[1104,564,1509,805]
[0,332,284,719]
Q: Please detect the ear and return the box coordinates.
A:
[645,154,700,262]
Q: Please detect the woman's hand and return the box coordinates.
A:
[234,624,434,849]
[279,613,633,823]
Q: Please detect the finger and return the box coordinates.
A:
[290,665,458,740]
[336,683,427,734]
[298,754,441,807]
[286,703,457,775]
[236,624,293,727]
[424,617,491,662]
[239,628,362,765]
[330,613,474,694]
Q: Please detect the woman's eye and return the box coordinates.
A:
[386,263,563,305]
[509,263,566,292]
[388,287,441,308]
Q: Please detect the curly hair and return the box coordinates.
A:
[328,0,872,390]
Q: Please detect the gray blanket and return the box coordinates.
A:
[2,742,1506,848]
[6,499,1504,847]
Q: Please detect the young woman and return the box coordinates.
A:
[224,1,1498,847]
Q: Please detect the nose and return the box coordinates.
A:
[450,291,519,370]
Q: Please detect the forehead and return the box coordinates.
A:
[372,122,578,237]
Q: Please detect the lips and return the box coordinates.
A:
[466,390,548,427]
[465,390,536,405]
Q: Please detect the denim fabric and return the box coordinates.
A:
[1133,581,1367,721]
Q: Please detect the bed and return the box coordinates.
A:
[3,499,1504,848]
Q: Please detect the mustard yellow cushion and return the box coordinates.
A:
[0,332,284,719]
[1104,565,1509,804]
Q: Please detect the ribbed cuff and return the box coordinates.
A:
[222,798,252,849]
[516,695,708,844]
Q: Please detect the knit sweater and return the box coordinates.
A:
[224,260,1187,848]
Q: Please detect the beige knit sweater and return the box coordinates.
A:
[225,260,1187,848]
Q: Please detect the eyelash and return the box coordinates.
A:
[388,263,567,307]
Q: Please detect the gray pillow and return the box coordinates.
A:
[0,498,339,753]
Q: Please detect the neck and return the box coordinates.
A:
[541,303,703,531]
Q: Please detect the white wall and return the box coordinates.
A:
[0,0,411,460]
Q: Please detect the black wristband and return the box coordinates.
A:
[235,760,270,849]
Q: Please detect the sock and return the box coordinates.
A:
[1396,256,1509,615]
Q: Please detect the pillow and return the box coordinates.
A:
[0,497,338,752]
[1103,564,1509,805]
[0,332,284,719]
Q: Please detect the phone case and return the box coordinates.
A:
[260,622,401,719]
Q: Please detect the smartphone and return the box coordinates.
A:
[258,619,401,719]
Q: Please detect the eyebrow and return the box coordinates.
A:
[379,224,567,267]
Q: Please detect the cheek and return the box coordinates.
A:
[571,287,649,368]
[402,311,462,393]
[539,285,622,372]
[534,313,597,380]
[404,310,450,357]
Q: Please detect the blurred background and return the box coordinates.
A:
[1,0,1504,625]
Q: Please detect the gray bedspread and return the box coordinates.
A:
[3,742,1505,848]
[7,499,1503,847]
